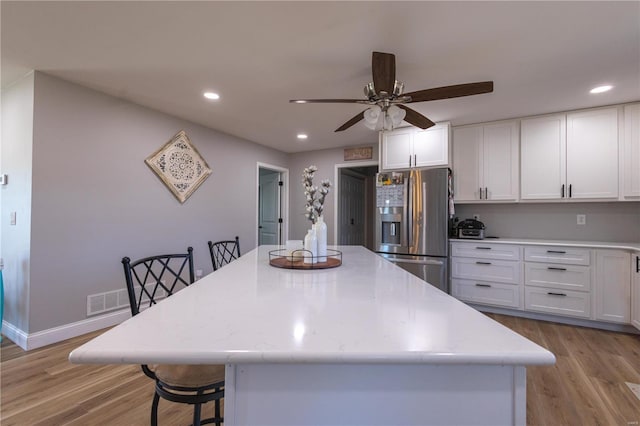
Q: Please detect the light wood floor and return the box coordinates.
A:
[1,313,639,425]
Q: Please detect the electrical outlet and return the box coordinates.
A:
[473,214,480,221]
[577,214,586,225]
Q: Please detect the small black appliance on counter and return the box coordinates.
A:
[457,218,485,239]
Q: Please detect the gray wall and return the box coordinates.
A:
[288,145,379,244]
[25,72,288,332]
[455,202,640,242]
[1,72,34,332]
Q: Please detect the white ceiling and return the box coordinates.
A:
[2,1,639,153]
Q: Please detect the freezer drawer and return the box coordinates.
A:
[380,254,448,293]
[452,278,522,309]
[451,257,521,285]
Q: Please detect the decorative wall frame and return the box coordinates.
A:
[145,130,212,204]
[344,146,373,161]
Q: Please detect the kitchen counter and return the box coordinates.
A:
[451,237,640,252]
[70,245,554,425]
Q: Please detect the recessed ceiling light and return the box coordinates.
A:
[297,133,308,140]
[203,92,220,100]
[293,100,307,104]
[590,85,613,94]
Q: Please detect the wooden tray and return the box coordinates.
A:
[269,249,342,270]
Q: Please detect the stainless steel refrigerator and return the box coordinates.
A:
[375,168,449,292]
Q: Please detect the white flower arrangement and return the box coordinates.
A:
[302,165,331,224]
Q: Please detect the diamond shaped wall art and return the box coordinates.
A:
[145,130,212,204]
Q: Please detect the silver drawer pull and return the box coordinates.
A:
[547,292,567,296]
[475,283,491,288]
[475,247,492,250]
[547,267,567,271]
[546,250,566,254]
[476,261,492,265]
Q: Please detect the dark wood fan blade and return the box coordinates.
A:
[403,81,494,103]
[372,52,396,96]
[397,105,435,129]
[290,99,368,104]
[335,111,365,132]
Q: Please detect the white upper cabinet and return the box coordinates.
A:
[380,122,450,171]
[521,107,619,201]
[566,108,619,199]
[453,121,519,202]
[623,103,640,199]
[521,114,567,200]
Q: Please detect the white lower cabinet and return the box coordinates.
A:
[524,287,591,319]
[524,245,592,319]
[594,250,631,324]
[452,278,520,309]
[632,254,640,330]
[450,242,523,310]
[452,241,635,327]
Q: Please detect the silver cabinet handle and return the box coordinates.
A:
[475,283,491,288]
[476,261,492,265]
[484,187,488,199]
[414,154,417,167]
[546,250,566,254]
[547,267,567,271]
[475,247,492,250]
[547,292,567,297]
[479,187,483,200]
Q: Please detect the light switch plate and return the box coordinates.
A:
[577,214,586,225]
[10,211,16,225]
[0,174,7,185]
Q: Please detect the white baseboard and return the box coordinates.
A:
[2,320,28,349]
[2,309,131,351]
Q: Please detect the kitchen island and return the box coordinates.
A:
[70,245,555,425]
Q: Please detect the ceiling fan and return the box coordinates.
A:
[290,52,494,132]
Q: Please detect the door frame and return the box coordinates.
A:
[333,161,378,245]
[256,162,289,246]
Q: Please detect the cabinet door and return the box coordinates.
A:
[452,125,483,201]
[381,128,413,170]
[566,108,619,199]
[623,104,640,199]
[632,255,640,330]
[412,122,450,168]
[595,250,631,323]
[483,121,519,201]
[520,114,566,200]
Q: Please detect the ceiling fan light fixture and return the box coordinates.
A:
[387,105,406,128]
[363,105,383,130]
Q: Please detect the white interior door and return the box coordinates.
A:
[259,170,281,245]
[339,173,365,245]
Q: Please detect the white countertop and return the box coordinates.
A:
[450,238,640,252]
[70,246,554,366]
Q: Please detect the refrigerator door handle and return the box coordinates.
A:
[407,173,413,248]
[386,258,444,266]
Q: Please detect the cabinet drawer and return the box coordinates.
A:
[524,263,591,292]
[524,287,591,319]
[524,246,590,266]
[451,257,521,284]
[451,243,520,261]
[452,278,521,309]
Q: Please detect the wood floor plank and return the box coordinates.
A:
[2,316,640,425]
